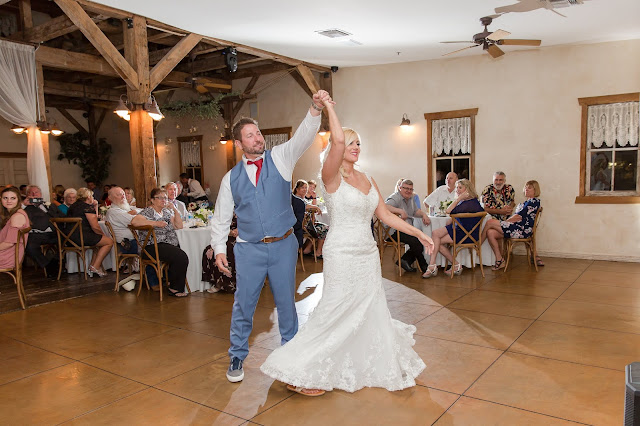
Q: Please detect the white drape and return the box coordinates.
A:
[180,141,201,167]
[0,40,49,200]
[587,102,639,148]
[432,117,471,155]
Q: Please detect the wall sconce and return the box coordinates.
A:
[145,95,164,121]
[11,124,26,134]
[114,95,131,121]
[219,134,228,145]
[400,113,410,127]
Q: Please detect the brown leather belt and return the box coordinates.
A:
[260,228,293,244]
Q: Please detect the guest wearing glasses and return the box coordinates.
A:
[138,188,189,297]
[385,179,431,273]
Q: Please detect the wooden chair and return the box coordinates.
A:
[298,247,306,272]
[302,211,317,262]
[504,207,543,272]
[128,225,190,301]
[446,212,487,279]
[376,217,405,276]
[0,226,31,309]
[50,218,95,280]
[104,221,139,292]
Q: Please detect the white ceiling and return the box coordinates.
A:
[94,0,640,67]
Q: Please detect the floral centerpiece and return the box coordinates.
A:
[98,205,110,219]
[439,200,453,215]
[187,201,214,226]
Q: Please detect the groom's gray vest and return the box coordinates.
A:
[230,150,296,242]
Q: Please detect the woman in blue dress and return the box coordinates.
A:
[482,180,542,270]
[422,179,484,278]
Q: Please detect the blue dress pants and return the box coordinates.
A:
[229,233,298,360]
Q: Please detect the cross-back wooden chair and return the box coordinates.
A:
[0,226,31,309]
[302,211,317,262]
[50,217,94,280]
[446,212,487,279]
[104,221,139,292]
[128,225,190,301]
[376,217,405,276]
[504,207,543,272]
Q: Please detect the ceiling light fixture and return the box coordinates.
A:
[400,113,411,127]
[145,95,164,121]
[11,124,25,134]
[219,133,228,145]
[38,121,51,134]
[114,95,131,121]
[50,122,63,136]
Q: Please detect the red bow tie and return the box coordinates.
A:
[247,158,263,182]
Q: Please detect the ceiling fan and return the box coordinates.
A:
[441,16,541,58]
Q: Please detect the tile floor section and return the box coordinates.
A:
[0,255,638,425]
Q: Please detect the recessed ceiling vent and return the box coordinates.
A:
[540,0,586,7]
[315,28,352,39]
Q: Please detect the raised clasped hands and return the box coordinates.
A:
[313,90,335,109]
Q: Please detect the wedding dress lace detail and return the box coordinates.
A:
[260,174,425,392]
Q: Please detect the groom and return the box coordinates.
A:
[210,90,328,382]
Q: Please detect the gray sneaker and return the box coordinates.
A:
[226,357,244,382]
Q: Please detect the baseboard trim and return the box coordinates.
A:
[532,249,640,263]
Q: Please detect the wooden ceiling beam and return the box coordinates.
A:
[290,71,314,98]
[149,44,223,65]
[231,75,258,120]
[44,81,122,102]
[74,0,131,19]
[123,14,149,103]
[149,33,202,91]
[295,64,320,94]
[54,0,139,90]
[37,45,119,77]
[18,13,106,43]
[57,107,88,134]
[18,0,33,30]
[228,62,289,80]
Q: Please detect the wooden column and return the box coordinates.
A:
[123,15,155,202]
[36,62,53,201]
[128,110,156,203]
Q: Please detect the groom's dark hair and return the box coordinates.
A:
[232,117,259,142]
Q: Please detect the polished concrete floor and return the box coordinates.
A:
[0,254,638,425]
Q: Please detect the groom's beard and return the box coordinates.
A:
[113,201,131,211]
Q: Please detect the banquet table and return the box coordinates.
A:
[175,225,213,292]
[66,221,115,274]
[412,215,496,268]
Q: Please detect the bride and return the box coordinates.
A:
[260,98,434,396]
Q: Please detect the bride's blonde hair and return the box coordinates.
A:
[320,127,361,178]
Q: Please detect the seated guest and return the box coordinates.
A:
[292,182,307,248]
[482,171,515,221]
[53,185,65,206]
[424,172,458,213]
[293,180,328,258]
[202,215,237,294]
[385,178,431,272]
[22,185,62,278]
[57,188,77,216]
[422,179,484,278]
[100,184,111,205]
[106,186,161,290]
[19,185,27,200]
[482,180,542,270]
[123,187,136,208]
[138,188,189,297]
[86,180,102,202]
[305,179,318,204]
[166,182,187,218]
[0,186,29,269]
[67,188,113,277]
[177,173,208,203]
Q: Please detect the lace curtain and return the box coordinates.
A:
[265,133,288,150]
[587,102,639,148]
[432,117,471,155]
[0,40,49,200]
[180,141,201,167]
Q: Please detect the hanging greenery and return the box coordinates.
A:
[163,93,234,120]
[56,132,112,184]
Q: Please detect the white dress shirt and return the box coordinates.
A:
[423,185,456,209]
[210,111,320,256]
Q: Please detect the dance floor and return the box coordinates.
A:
[0,254,638,425]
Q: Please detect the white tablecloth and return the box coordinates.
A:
[413,216,496,268]
[66,221,115,273]
[176,226,213,292]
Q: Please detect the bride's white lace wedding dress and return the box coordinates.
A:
[260,175,425,392]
